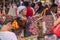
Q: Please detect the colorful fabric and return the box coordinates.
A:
[28,17,38,35]
[43,15,54,34]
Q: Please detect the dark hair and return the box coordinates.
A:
[38,7,44,13]
[36,2,42,8]
[45,5,49,8]
[51,3,58,8]
[23,1,29,6]
[31,3,35,8]
[4,15,13,25]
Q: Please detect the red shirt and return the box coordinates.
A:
[26,6,33,17]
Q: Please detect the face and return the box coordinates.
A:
[21,8,27,16]
[6,22,12,30]
[51,7,57,13]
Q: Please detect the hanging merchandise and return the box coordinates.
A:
[8,5,17,17]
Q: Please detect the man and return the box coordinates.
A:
[46,3,58,20]
[45,4,58,31]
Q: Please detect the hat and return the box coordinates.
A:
[18,6,26,14]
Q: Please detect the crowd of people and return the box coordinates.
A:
[0,1,60,40]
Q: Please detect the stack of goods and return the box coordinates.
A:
[29,20,38,35]
[27,17,39,35]
[43,15,57,40]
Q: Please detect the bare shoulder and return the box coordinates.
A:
[57,17,60,22]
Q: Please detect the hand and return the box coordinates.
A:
[21,16,27,20]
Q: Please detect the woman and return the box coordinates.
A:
[0,19,17,40]
[11,6,27,40]
[18,6,27,20]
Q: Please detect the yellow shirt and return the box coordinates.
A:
[12,20,19,29]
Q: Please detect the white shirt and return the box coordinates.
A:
[0,31,17,40]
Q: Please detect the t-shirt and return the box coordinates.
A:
[0,31,17,40]
[26,6,33,17]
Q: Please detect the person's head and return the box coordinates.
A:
[35,2,42,9]
[45,5,49,8]
[18,6,27,16]
[16,17,25,27]
[0,18,12,31]
[1,22,12,31]
[50,3,58,13]
[23,1,29,6]
[31,3,35,8]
